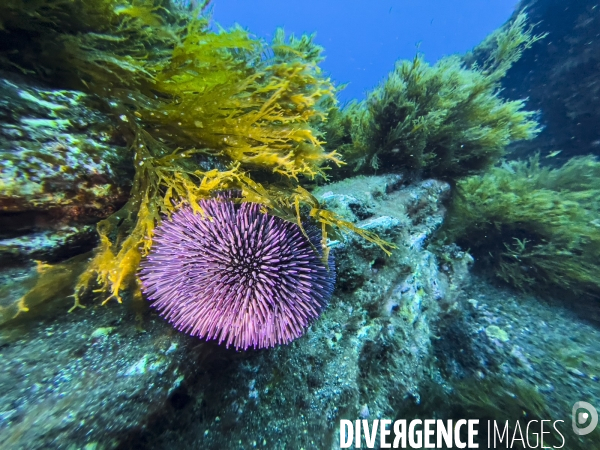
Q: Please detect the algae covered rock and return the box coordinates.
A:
[323,11,543,181]
[0,292,204,450]
[0,73,132,328]
[489,0,600,160]
[427,276,600,449]
[442,155,600,298]
[0,74,131,263]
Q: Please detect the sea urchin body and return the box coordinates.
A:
[139,198,335,350]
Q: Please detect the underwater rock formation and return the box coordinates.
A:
[427,275,600,448]
[495,0,600,159]
[0,74,131,264]
[2,174,598,449]
[0,293,203,450]
[0,73,132,325]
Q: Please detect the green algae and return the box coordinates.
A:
[323,11,544,180]
[443,155,600,298]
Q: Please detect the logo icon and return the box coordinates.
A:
[572,401,598,436]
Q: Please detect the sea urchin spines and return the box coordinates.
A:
[139,197,335,350]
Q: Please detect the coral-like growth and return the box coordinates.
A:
[442,155,600,298]
[324,12,544,180]
[139,197,336,350]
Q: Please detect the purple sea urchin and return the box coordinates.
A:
[139,197,335,350]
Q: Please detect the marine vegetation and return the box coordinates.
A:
[442,155,600,298]
[0,0,394,315]
[139,196,336,350]
[324,12,545,180]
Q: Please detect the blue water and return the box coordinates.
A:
[212,0,519,101]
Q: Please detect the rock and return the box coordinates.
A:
[430,275,600,448]
[485,325,510,343]
[0,297,209,450]
[0,73,192,450]
[0,73,132,264]
[499,0,600,160]
[7,171,598,449]
[0,226,95,263]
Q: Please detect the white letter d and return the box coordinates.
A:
[340,420,353,448]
